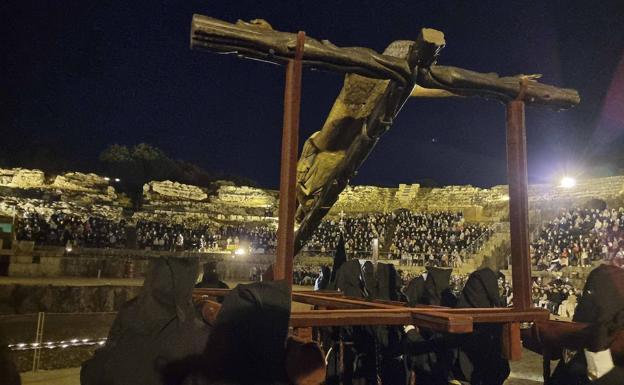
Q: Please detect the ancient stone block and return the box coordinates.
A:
[10,169,45,188]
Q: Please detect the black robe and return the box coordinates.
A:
[375,263,406,385]
[327,236,347,290]
[403,267,455,385]
[454,268,510,385]
[573,264,624,324]
[195,262,229,301]
[404,275,425,307]
[200,280,291,384]
[423,266,454,307]
[325,259,379,385]
[81,257,211,385]
[551,264,624,385]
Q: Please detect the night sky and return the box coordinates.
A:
[2,0,624,189]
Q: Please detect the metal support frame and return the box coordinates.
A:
[274,31,305,286]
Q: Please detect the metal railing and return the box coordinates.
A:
[1,312,116,372]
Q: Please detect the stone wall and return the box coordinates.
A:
[528,176,624,205]
[0,284,140,314]
[143,180,208,201]
[328,176,624,220]
[6,246,227,278]
[0,168,124,222]
[213,185,278,208]
[2,167,624,228]
[0,168,45,188]
[0,196,123,221]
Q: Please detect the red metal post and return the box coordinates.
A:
[506,99,532,311]
[274,32,305,286]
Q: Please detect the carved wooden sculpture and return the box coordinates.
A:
[190,15,584,365]
[190,15,580,255]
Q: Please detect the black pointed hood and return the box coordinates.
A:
[405,275,426,306]
[336,259,365,298]
[376,263,400,301]
[203,280,291,384]
[328,235,347,290]
[456,267,502,308]
[423,266,452,306]
[574,264,624,324]
[195,262,228,289]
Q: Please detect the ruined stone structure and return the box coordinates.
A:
[2,167,624,225]
[139,179,278,226]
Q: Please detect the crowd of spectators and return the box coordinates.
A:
[217,224,277,252]
[293,265,320,286]
[16,210,126,248]
[390,211,491,267]
[15,209,492,267]
[531,207,624,271]
[303,213,392,255]
[135,222,279,252]
[532,276,580,318]
[136,220,218,251]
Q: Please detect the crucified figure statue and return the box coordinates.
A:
[190,15,580,254]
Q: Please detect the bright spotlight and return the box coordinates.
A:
[103,177,110,181]
[114,178,121,182]
[234,247,246,256]
[560,177,576,189]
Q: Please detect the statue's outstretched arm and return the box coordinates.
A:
[414,66,580,110]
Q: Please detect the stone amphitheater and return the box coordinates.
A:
[2,166,624,279]
[3,167,624,226]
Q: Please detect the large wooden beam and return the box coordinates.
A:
[274,31,305,285]
[506,97,533,311]
[194,289,548,327]
[290,309,473,333]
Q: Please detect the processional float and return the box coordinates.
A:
[189,15,580,362]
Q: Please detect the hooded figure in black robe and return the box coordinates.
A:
[327,259,377,384]
[81,257,211,385]
[550,263,624,385]
[335,259,366,298]
[423,267,455,307]
[375,263,407,385]
[404,274,426,307]
[199,280,292,384]
[195,262,229,290]
[453,267,510,385]
[403,267,455,385]
[327,236,347,290]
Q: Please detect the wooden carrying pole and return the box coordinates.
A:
[274,32,305,285]
[506,81,532,311]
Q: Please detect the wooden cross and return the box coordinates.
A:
[190,14,580,360]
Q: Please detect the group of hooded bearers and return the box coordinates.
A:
[317,250,510,385]
[0,242,614,385]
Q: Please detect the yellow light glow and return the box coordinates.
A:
[560,177,576,189]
